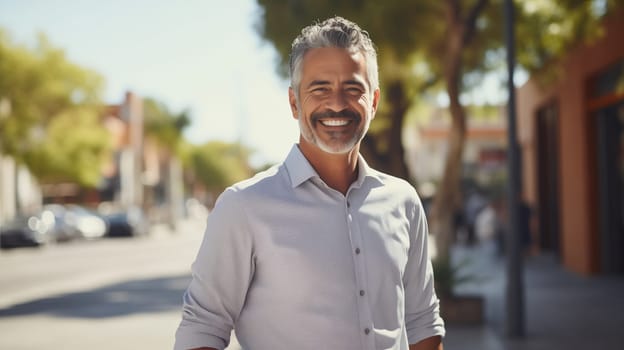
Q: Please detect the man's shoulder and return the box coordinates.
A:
[227,163,288,196]
[365,167,425,212]
[212,164,287,212]
[369,167,417,194]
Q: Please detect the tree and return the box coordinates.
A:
[254,0,624,264]
[189,141,255,200]
[425,0,492,263]
[425,0,624,262]
[0,29,109,187]
[22,107,110,186]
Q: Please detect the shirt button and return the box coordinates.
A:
[364,328,370,335]
[355,248,361,254]
[347,201,350,208]
[360,290,365,296]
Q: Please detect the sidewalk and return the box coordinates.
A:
[443,242,624,350]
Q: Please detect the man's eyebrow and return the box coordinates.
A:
[306,80,331,89]
[306,79,366,89]
[343,80,365,88]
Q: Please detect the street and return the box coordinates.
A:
[0,218,243,350]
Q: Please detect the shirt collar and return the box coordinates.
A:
[284,144,384,189]
[284,145,318,188]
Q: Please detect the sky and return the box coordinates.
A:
[0,0,299,165]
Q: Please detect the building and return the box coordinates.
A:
[0,98,42,226]
[517,10,624,275]
[0,156,41,226]
[406,105,508,194]
[100,91,145,208]
[101,91,185,225]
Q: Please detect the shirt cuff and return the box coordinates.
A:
[174,324,229,350]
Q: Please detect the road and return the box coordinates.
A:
[0,218,240,350]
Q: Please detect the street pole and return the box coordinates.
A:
[0,97,11,252]
[504,0,525,338]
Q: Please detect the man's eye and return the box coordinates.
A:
[346,87,363,94]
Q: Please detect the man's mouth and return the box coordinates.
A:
[312,110,361,128]
[319,119,351,127]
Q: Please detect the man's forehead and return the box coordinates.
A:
[302,46,365,62]
[300,48,369,81]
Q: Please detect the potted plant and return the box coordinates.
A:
[433,257,484,324]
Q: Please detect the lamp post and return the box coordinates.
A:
[504,0,525,338]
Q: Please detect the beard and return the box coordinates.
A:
[299,108,369,154]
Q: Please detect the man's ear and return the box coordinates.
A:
[371,88,380,118]
[288,87,299,120]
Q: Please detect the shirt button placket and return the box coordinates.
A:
[346,196,372,348]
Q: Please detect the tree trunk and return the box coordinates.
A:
[386,80,411,179]
[361,79,410,181]
[430,89,466,263]
[429,0,470,263]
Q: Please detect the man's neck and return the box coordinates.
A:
[298,142,359,196]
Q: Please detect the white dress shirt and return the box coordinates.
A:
[175,145,445,350]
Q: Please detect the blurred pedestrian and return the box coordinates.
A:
[462,188,487,245]
[493,194,533,256]
[475,200,497,242]
[174,17,445,350]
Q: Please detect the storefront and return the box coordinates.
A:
[517,11,624,275]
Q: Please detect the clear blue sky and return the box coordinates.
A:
[0,0,298,165]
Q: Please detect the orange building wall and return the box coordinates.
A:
[517,10,624,275]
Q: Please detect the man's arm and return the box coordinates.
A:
[410,335,443,350]
[174,189,255,350]
[403,197,446,346]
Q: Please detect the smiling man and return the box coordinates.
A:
[174,17,445,350]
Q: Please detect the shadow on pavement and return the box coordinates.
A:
[0,274,191,319]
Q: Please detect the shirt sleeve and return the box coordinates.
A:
[174,188,255,350]
[403,196,446,344]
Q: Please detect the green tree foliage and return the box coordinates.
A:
[23,107,109,186]
[516,0,624,73]
[190,141,255,195]
[0,29,109,187]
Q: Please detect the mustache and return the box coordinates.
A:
[310,109,361,122]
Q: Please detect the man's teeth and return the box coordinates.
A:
[320,119,349,126]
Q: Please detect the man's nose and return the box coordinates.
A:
[325,91,348,112]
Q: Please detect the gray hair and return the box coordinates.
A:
[289,16,379,97]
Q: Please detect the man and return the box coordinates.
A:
[175,16,445,350]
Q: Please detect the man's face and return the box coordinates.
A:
[289,47,379,154]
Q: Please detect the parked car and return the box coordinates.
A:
[64,204,108,240]
[104,206,149,237]
[41,204,81,242]
[0,213,52,249]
